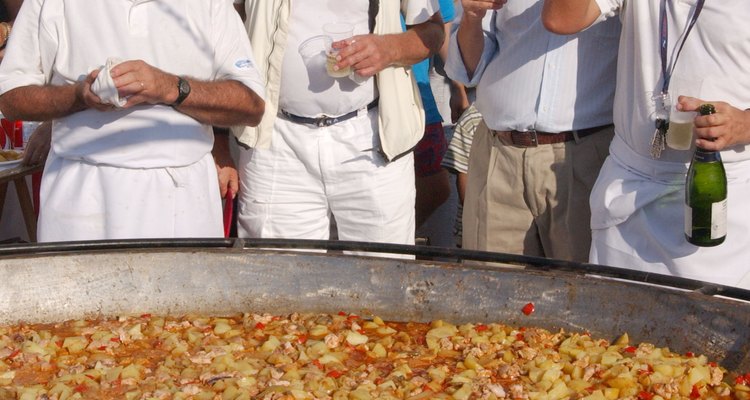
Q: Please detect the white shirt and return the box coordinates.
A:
[594,0,750,164]
[445,0,619,132]
[0,0,265,169]
[279,1,373,117]
[278,0,437,118]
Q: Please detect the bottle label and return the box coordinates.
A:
[684,200,728,240]
[711,199,728,239]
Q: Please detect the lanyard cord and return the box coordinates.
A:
[659,0,706,94]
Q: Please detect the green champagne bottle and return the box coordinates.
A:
[684,104,727,247]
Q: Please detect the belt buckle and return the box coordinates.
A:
[512,129,538,147]
[527,130,538,147]
[316,116,338,127]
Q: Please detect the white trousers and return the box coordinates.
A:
[38,151,223,242]
[589,136,750,289]
[237,109,416,245]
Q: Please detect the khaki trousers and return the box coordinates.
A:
[462,122,613,262]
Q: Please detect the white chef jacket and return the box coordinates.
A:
[0,0,265,169]
[589,0,750,289]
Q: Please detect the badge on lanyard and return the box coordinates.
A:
[649,0,706,159]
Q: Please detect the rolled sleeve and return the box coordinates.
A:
[444,22,497,87]
[594,0,621,19]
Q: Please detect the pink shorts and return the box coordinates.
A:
[414,122,447,177]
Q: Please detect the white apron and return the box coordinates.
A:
[38,151,223,241]
[589,136,750,289]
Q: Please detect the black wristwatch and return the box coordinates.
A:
[173,76,191,106]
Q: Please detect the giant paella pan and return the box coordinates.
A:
[0,239,748,399]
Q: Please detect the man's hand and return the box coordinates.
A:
[78,69,114,112]
[21,121,51,167]
[333,13,444,78]
[678,96,750,151]
[212,128,238,199]
[109,60,177,107]
[333,35,394,78]
[462,0,506,20]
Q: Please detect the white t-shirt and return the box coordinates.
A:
[0,0,265,169]
[278,0,438,118]
[594,0,750,164]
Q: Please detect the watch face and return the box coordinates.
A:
[175,77,191,105]
[179,79,190,94]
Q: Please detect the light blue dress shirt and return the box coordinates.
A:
[445,0,620,133]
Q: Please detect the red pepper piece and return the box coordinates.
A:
[475,324,489,332]
[255,322,265,330]
[521,302,535,316]
[7,348,20,359]
[623,346,637,354]
[690,384,702,399]
[638,364,654,376]
[297,334,308,344]
[327,370,344,378]
[637,391,654,400]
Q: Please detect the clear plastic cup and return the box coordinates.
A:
[298,35,331,75]
[322,22,354,78]
[666,106,696,151]
[666,78,703,151]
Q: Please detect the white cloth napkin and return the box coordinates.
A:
[91,57,126,107]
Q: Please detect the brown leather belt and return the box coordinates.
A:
[492,124,613,147]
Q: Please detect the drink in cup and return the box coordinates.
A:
[666,79,703,151]
[323,22,354,78]
[666,107,696,151]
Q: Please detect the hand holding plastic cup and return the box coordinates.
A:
[666,79,703,151]
[323,22,354,78]
[666,97,697,151]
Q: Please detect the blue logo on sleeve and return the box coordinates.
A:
[235,59,254,69]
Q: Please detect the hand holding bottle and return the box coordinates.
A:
[677,96,750,151]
